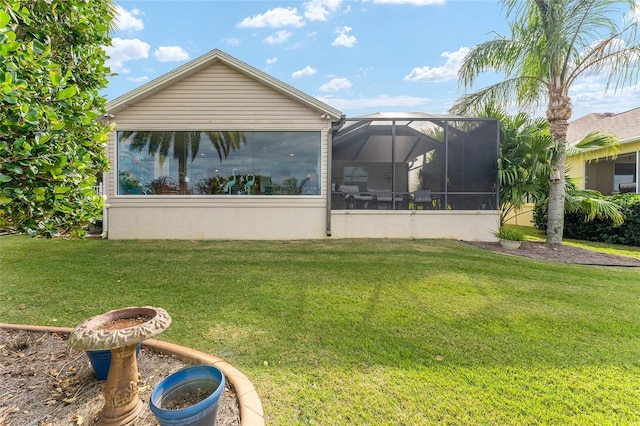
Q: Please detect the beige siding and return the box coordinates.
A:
[113,63,327,130]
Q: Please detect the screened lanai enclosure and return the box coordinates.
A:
[331,113,500,211]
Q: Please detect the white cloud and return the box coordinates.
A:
[224,37,241,47]
[264,30,292,45]
[319,77,352,92]
[153,46,190,63]
[369,0,445,4]
[332,26,357,47]
[237,7,305,28]
[126,76,149,83]
[292,66,317,79]
[104,38,150,73]
[404,47,470,82]
[114,6,144,32]
[570,76,640,118]
[304,0,342,21]
[266,57,278,65]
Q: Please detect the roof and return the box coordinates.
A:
[566,107,640,145]
[106,49,343,121]
[349,112,474,121]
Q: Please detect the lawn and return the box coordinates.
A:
[1,235,639,425]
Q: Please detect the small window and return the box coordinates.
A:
[614,162,636,192]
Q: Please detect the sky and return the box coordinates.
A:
[105,0,640,120]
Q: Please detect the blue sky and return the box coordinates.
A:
[105,0,640,119]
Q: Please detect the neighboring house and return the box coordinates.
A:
[104,49,499,240]
[506,107,640,227]
[566,107,640,195]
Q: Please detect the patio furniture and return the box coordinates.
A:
[369,189,405,210]
[619,182,637,193]
[339,185,375,209]
[412,190,432,210]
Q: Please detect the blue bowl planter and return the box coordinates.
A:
[150,365,225,426]
[86,343,141,380]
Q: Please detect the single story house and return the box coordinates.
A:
[104,49,499,240]
[566,107,640,195]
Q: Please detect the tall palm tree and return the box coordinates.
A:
[119,131,246,193]
[452,0,640,244]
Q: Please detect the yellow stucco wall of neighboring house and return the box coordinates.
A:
[565,109,640,195]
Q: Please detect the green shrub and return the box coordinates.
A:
[493,226,525,241]
[534,193,640,246]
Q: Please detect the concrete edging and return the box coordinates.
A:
[0,323,264,426]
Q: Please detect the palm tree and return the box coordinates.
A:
[483,105,623,227]
[452,0,640,245]
[119,131,247,193]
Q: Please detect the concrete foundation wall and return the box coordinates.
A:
[107,201,499,241]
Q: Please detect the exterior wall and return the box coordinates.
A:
[330,210,499,241]
[504,204,535,226]
[567,139,640,192]
[105,62,333,240]
[107,198,327,240]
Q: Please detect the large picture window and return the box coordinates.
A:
[117,131,321,196]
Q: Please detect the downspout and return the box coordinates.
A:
[326,114,346,236]
[101,114,115,239]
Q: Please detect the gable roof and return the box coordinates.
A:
[566,107,640,145]
[106,49,343,121]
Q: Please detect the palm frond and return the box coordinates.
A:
[450,77,545,115]
[565,189,624,225]
[567,131,619,159]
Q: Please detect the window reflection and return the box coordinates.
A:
[117,131,321,195]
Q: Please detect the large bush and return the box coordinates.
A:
[534,193,640,246]
[0,2,114,237]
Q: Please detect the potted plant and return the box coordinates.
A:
[85,343,141,380]
[493,226,525,249]
[150,364,225,426]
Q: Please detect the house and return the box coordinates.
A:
[103,49,499,240]
[505,107,640,227]
[566,107,640,195]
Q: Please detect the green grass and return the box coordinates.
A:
[1,236,639,425]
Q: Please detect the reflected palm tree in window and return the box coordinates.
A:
[119,131,247,194]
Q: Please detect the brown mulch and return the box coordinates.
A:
[0,328,240,426]
[467,240,640,267]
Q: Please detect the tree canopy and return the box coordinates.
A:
[0,1,115,237]
[453,0,640,244]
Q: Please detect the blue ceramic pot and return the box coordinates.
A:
[150,365,225,426]
[85,343,141,380]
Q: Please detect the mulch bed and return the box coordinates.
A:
[0,328,240,425]
[467,240,640,267]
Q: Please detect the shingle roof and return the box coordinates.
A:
[566,107,640,145]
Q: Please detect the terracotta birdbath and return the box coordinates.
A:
[69,306,172,425]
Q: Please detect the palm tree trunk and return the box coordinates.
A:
[547,146,566,245]
[546,88,572,245]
